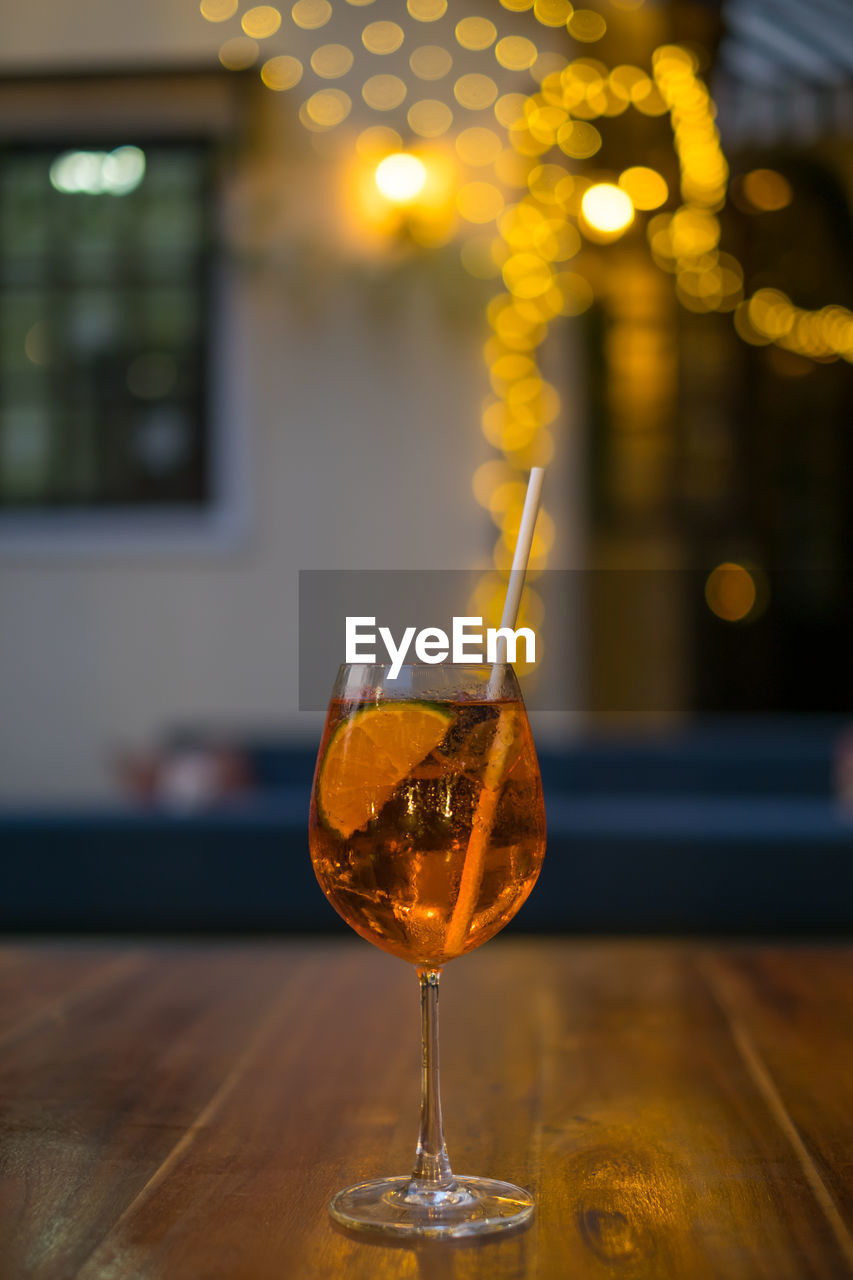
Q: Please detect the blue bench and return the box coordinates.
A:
[3,722,851,934]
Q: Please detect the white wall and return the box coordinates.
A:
[0,0,227,70]
[0,0,582,799]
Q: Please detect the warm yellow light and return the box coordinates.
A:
[581,183,634,234]
[362,21,405,53]
[556,120,601,159]
[534,218,580,262]
[242,5,281,37]
[609,65,648,99]
[705,563,758,623]
[219,37,260,69]
[747,289,795,339]
[494,36,539,71]
[291,0,331,26]
[567,9,606,40]
[502,252,552,298]
[494,93,527,127]
[311,44,354,78]
[533,0,572,27]
[669,208,720,256]
[409,45,453,80]
[304,89,352,128]
[261,54,303,89]
[200,0,238,21]
[408,99,453,137]
[527,104,568,146]
[618,166,668,211]
[375,152,428,204]
[454,74,499,110]
[528,162,572,205]
[741,168,793,213]
[632,83,668,116]
[362,74,408,110]
[455,17,496,50]
[407,0,446,20]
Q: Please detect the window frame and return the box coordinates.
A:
[0,70,250,557]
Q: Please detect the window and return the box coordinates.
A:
[0,138,213,511]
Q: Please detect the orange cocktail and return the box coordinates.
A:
[310,692,545,968]
[308,662,545,1239]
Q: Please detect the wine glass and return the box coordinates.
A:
[308,662,546,1238]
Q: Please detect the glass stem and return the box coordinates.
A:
[411,968,454,1189]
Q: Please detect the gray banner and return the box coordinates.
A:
[299,568,848,713]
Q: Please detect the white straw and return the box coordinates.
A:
[445,466,546,955]
[487,466,544,696]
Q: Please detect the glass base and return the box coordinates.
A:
[329,1175,535,1239]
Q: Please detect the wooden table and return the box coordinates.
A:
[2,939,852,1279]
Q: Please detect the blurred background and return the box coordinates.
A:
[1,0,851,932]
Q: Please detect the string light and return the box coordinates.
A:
[203,5,853,634]
[375,152,428,203]
[580,183,634,236]
[705,563,759,623]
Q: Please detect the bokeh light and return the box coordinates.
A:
[291,0,332,29]
[556,120,601,158]
[375,152,428,203]
[407,0,447,21]
[618,166,668,210]
[454,74,499,111]
[567,9,607,41]
[495,37,539,72]
[311,44,354,77]
[741,169,793,213]
[261,54,304,88]
[455,17,497,51]
[198,0,853,658]
[581,183,634,235]
[305,88,352,127]
[200,0,238,22]
[407,99,453,137]
[409,45,453,80]
[49,146,146,196]
[363,74,408,110]
[502,253,553,298]
[242,6,282,38]
[705,563,759,623]
[219,37,260,68]
[533,0,573,27]
[362,21,405,54]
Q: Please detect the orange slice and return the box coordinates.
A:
[318,701,454,838]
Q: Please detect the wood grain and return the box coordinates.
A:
[0,942,145,1048]
[0,944,296,1278]
[702,946,853,1269]
[0,939,851,1279]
